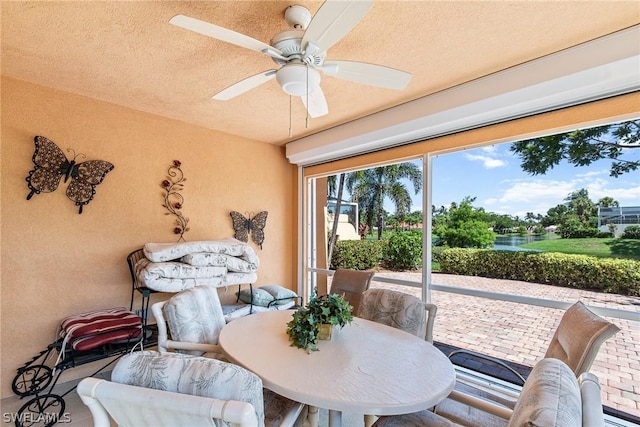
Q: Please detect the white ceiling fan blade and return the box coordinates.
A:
[300,88,329,118]
[302,0,373,55]
[322,61,412,90]
[213,70,277,101]
[169,15,285,60]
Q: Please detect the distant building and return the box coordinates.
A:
[598,206,640,236]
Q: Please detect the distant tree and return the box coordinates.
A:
[510,120,639,177]
[597,197,619,208]
[541,204,571,227]
[347,163,422,240]
[434,197,495,248]
[406,211,422,229]
[564,188,597,224]
[491,214,516,234]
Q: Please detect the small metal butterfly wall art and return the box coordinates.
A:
[25,136,114,214]
[230,211,268,249]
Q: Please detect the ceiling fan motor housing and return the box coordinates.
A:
[276,63,321,96]
[271,30,326,67]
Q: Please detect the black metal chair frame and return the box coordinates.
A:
[11,333,143,427]
[127,248,157,335]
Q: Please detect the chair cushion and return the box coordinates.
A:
[60,307,142,338]
[238,287,275,307]
[112,351,266,427]
[163,285,226,355]
[359,288,427,339]
[260,285,299,305]
[71,327,141,351]
[263,389,305,427]
[508,358,582,427]
[59,307,143,351]
[544,301,620,376]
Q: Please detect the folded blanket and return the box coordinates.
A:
[144,238,259,269]
[137,258,227,281]
[137,273,258,292]
[180,252,257,273]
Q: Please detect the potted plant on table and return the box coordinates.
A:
[286,292,353,353]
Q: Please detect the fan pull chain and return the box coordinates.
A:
[305,64,310,129]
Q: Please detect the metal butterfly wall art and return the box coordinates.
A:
[230,211,268,249]
[26,136,114,214]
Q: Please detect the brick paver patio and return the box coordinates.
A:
[366,271,640,421]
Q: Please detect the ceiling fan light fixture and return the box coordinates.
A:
[276,64,321,96]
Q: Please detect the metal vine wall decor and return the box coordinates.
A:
[161,160,189,242]
[230,211,268,249]
[25,135,114,214]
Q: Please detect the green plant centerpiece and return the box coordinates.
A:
[286,292,354,353]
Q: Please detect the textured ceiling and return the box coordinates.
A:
[2,1,639,145]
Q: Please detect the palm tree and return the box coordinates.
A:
[346,163,422,240]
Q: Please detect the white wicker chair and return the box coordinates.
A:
[78,351,307,427]
[151,285,227,357]
[372,358,605,427]
[439,300,620,419]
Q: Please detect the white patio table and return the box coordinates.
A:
[219,309,455,427]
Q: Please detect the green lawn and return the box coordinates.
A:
[520,238,640,260]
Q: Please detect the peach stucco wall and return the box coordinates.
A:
[0,77,296,398]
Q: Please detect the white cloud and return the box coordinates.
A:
[482,176,640,217]
[483,179,576,215]
[480,145,498,154]
[576,169,608,178]
[464,154,506,169]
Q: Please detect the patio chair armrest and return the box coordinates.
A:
[579,372,605,427]
[163,340,222,354]
[445,389,513,421]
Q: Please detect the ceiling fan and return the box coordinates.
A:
[169,0,412,118]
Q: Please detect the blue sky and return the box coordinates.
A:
[427,142,640,218]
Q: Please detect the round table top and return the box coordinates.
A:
[219,310,456,416]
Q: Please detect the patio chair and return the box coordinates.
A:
[328,268,375,315]
[77,351,307,427]
[437,300,620,420]
[372,357,604,427]
[358,288,438,342]
[151,285,227,358]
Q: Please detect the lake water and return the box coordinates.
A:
[493,234,558,251]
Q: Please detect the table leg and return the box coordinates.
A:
[364,414,375,427]
[328,409,342,427]
[307,406,319,427]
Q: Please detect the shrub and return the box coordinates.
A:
[622,225,640,239]
[330,240,385,270]
[439,248,640,296]
[437,219,495,248]
[596,231,614,238]
[558,218,600,238]
[383,230,422,270]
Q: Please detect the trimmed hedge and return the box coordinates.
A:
[330,240,386,270]
[383,230,422,270]
[439,248,640,296]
